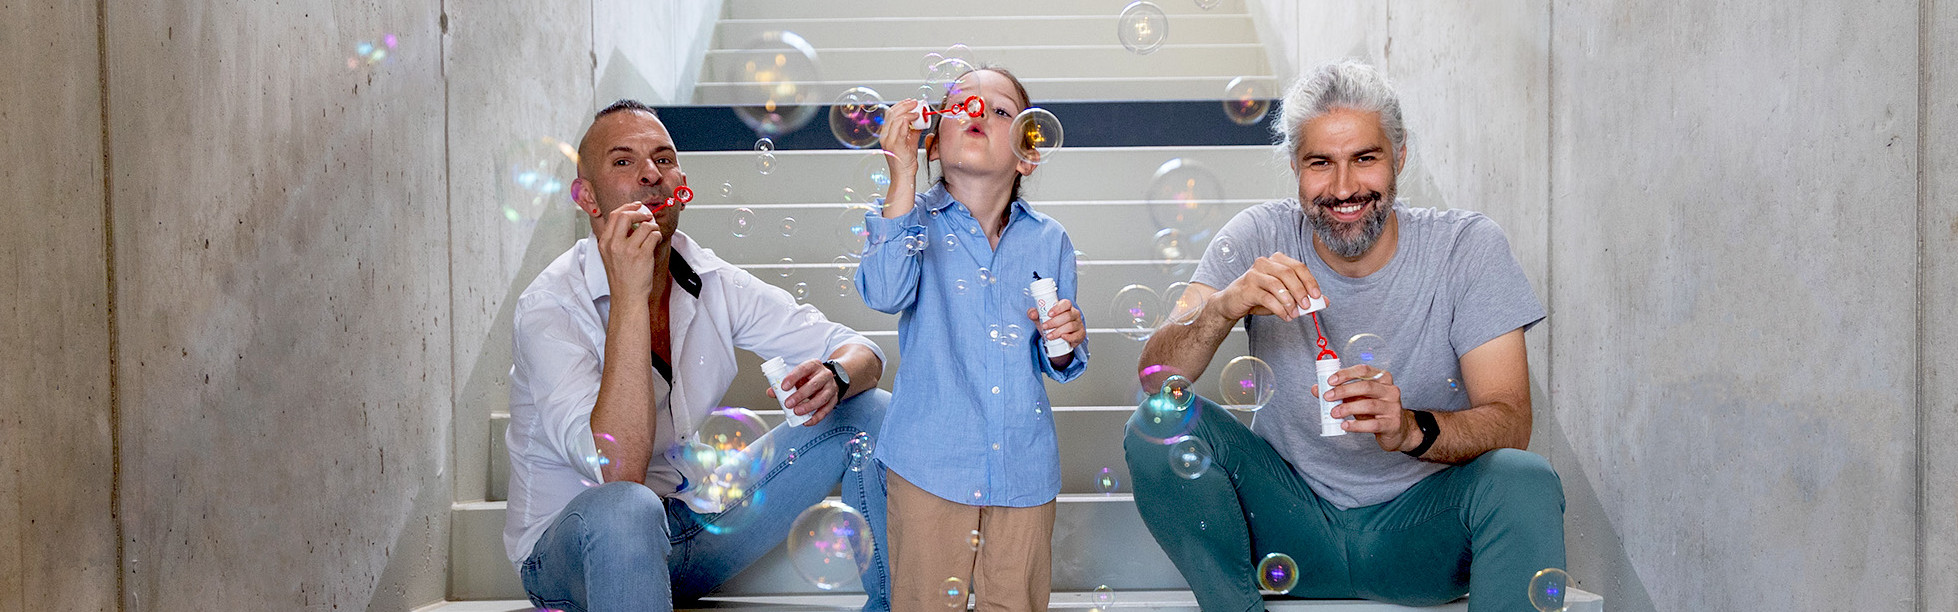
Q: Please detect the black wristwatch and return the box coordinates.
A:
[1403,410,1440,458]
[823,360,852,398]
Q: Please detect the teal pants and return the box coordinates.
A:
[1124,398,1565,612]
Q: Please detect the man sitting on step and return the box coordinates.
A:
[505,99,893,612]
[1127,60,1564,612]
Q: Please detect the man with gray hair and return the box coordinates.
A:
[1127,60,1564,611]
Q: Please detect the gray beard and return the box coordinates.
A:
[1307,191,1395,259]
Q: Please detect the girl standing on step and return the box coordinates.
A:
[855,66,1089,612]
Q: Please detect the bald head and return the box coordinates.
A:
[571,100,686,235]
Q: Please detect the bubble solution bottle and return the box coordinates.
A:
[1029,274,1073,358]
[761,356,810,427]
[1307,307,1347,437]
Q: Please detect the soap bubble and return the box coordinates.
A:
[721,181,734,199]
[781,216,798,237]
[848,151,897,208]
[828,87,887,149]
[977,267,995,285]
[966,530,984,552]
[1131,374,1199,444]
[1344,333,1391,372]
[499,136,578,232]
[1093,585,1115,607]
[787,501,876,590]
[954,279,970,295]
[900,234,928,257]
[920,52,945,77]
[941,577,967,607]
[1117,2,1169,55]
[692,407,774,525]
[733,208,757,237]
[845,431,874,472]
[1011,108,1065,165]
[1529,568,1571,611]
[723,31,823,137]
[836,205,875,256]
[1224,76,1273,125]
[1167,436,1213,479]
[1445,377,1464,394]
[1218,356,1276,411]
[1196,0,1222,9]
[944,43,972,62]
[1146,158,1225,235]
[792,282,809,303]
[1257,553,1300,593]
[837,277,855,297]
[1152,228,1190,273]
[778,257,796,278]
[1163,282,1208,326]
[345,32,399,70]
[943,232,960,252]
[1002,324,1024,349]
[755,138,776,153]
[1212,235,1238,264]
[925,58,977,98]
[756,152,777,175]
[1094,467,1120,494]
[1112,284,1163,341]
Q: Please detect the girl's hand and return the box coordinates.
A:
[879,99,925,184]
[1027,299,1087,349]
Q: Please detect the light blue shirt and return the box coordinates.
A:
[856,184,1089,507]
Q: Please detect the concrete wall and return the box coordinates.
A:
[1,1,118,610]
[1919,1,1957,610]
[1548,1,1923,610]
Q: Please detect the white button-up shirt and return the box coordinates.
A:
[503,230,883,567]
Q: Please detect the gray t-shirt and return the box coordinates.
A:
[1191,199,1545,509]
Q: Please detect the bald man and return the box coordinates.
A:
[504,100,894,611]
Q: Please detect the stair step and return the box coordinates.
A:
[693,75,1260,104]
[698,44,1269,87]
[713,15,1259,49]
[725,0,1252,21]
[423,589,1601,610]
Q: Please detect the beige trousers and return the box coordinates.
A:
[886,471,1056,612]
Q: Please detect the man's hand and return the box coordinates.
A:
[767,359,841,426]
[1212,252,1325,323]
[1026,298,1087,348]
[1318,364,1421,453]
[593,202,661,300]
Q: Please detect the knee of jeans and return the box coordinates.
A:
[576,481,670,537]
[1471,449,1564,511]
[833,388,890,433]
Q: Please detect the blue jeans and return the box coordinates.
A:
[521,389,892,612]
[1124,397,1565,612]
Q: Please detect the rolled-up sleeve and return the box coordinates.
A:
[510,293,605,484]
[729,268,886,369]
[855,203,928,314]
[1039,235,1089,383]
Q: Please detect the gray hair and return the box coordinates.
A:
[1273,60,1407,166]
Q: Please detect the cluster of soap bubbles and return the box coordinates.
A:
[685,407,774,532]
[346,33,398,70]
[788,500,876,590]
[1129,374,1200,444]
[1110,280,1218,341]
[845,431,874,472]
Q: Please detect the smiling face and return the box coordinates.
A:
[574,109,687,238]
[927,69,1036,181]
[1292,107,1403,259]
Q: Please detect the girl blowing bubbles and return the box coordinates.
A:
[854,67,1088,611]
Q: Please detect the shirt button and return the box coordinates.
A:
[991,386,1000,394]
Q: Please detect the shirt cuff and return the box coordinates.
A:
[863,207,925,248]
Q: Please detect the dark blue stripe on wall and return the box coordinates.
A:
[656,100,1278,151]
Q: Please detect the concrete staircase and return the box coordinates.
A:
[441,1,1603,609]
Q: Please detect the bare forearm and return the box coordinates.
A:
[592,303,655,483]
[881,170,918,218]
[1137,302,1236,391]
[829,344,883,398]
[1419,400,1531,465]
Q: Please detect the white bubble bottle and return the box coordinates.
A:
[1309,310,1347,437]
[761,356,809,427]
[1029,274,1073,358]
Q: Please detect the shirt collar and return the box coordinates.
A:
[578,230,719,303]
[923,182,1037,221]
